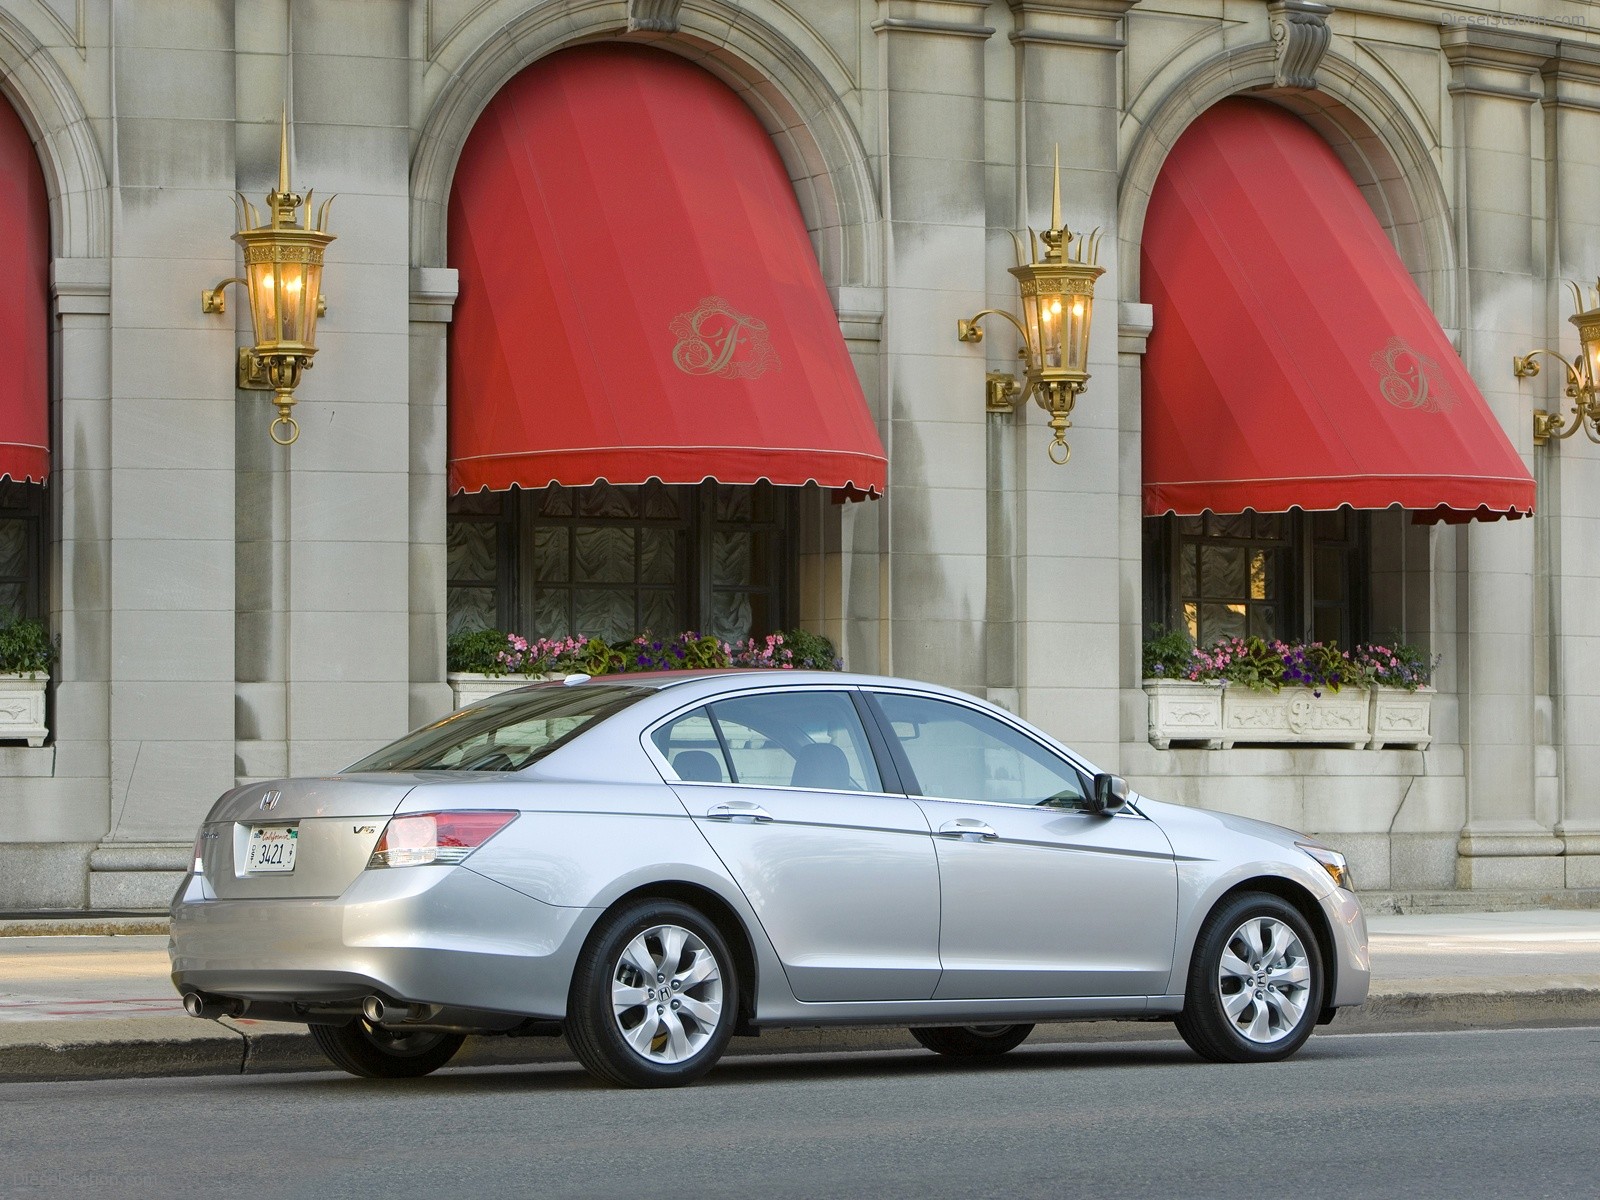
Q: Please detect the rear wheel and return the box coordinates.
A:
[1175,892,1324,1064]
[566,898,738,1088]
[910,1023,1034,1058]
[309,1020,465,1079]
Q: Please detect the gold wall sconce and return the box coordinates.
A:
[203,115,334,445]
[1515,280,1600,447]
[957,148,1104,464]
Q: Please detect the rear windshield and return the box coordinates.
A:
[347,683,653,773]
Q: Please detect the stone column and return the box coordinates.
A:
[89,2,241,906]
[408,267,457,728]
[1539,45,1600,887]
[1443,28,1562,889]
[872,0,995,692]
[1006,0,1133,767]
[277,0,413,774]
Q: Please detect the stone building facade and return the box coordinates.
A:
[1,0,1597,909]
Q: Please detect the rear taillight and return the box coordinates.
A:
[366,811,517,869]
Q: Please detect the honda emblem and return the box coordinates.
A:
[259,790,282,811]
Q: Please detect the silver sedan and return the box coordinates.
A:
[169,670,1368,1087]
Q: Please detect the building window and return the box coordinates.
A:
[0,481,44,623]
[447,481,795,643]
[1143,508,1368,647]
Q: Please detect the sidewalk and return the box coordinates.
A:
[2,909,1598,1083]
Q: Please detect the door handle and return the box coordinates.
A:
[706,802,774,823]
[938,819,998,841]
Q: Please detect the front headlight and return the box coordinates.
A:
[1297,841,1354,891]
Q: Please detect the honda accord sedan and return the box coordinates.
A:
[170,670,1368,1087]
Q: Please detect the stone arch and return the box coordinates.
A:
[0,10,110,260]
[410,2,882,295]
[1119,43,1457,329]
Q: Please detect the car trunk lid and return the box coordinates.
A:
[200,776,421,900]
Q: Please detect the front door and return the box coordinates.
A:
[866,689,1179,1000]
[654,688,941,1003]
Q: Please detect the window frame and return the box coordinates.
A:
[0,480,46,623]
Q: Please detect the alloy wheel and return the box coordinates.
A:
[1216,914,1313,1044]
[609,923,724,1065]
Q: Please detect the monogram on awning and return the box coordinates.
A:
[1140,99,1534,523]
[447,44,886,497]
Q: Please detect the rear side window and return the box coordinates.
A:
[653,691,883,792]
[871,692,1087,808]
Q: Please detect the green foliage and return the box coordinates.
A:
[0,618,58,676]
[1220,636,1287,692]
[1142,627,1197,680]
[446,628,515,677]
[780,629,842,670]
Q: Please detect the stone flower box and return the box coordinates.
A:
[1368,685,1434,750]
[0,673,48,746]
[1144,679,1225,749]
[448,672,570,709]
[1144,680,1434,751]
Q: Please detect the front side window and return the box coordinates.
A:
[348,683,653,773]
[447,480,795,644]
[655,691,881,792]
[872,693,1087,808]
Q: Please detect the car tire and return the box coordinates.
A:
[308,1020,465,1079]
[910,1024,1035,1058]
[566,898,739,1088]
[1175,891,1325,1064]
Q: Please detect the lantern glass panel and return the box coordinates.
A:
[1036,289,1065,369]
[1064,293,1092,372]
[244,256,280,347]
[1579,323,1600,392]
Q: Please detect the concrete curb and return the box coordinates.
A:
[4,987,1598,1085]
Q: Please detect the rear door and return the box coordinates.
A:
[654,688,941,1003]
[864,689,1179,1000]
[199,776,419,900]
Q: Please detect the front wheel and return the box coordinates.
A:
[565,898,738,1088]
[910,1024,1035,1058]
[309,1020,465,1078]
[1175,892,1324,1063]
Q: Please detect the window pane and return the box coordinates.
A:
[1253,512,1288,539]
[1313,508,1348,540]
[1200,545,1246,599]
[1313,606,1342,644]
[874,693,1086,807]
[446,586,497,636]
[652,708,729,782]
[709,691,882,792]
[1176,516,1203,538]
[639,589,681,636]
[532,527,569,583]
[1210,514,1250,539]
[715,485,751,523]
[1200,602,1246,642]
[1179,544,1197,599]
[1249,549,1276,601]
[578,483,635,519]
[447,521,497,584]
[0,582,22,623]
[709,591,755,643]
[574,527,635,584]
[640,482,682,520]
[1315,547,1346,605]
[1248,605,1277,639]
[530,588,568,639]
[712,531,752,586]
[572,589,634,641]
[0,519,25,579]
[639,528,676,584]
[539,485,573,517]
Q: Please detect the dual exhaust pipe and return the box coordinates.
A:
[182,990,436,1027]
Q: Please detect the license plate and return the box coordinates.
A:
[245,826,298,873]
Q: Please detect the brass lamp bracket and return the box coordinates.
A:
[1513,347,1598,445]
[986,372,1020,413]
[201,277,244,314]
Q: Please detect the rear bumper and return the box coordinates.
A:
[169,864,597,1021]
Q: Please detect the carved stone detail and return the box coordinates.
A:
[1267,1,1334,90]
[628,0,683,33]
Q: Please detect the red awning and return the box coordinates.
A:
[447,45,886,497]
[1141,98,1534,523]
[0,95,49,484]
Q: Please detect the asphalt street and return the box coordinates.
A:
[4,1025,1598,1200]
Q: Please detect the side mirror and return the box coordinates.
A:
[1090,772,1129,816]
